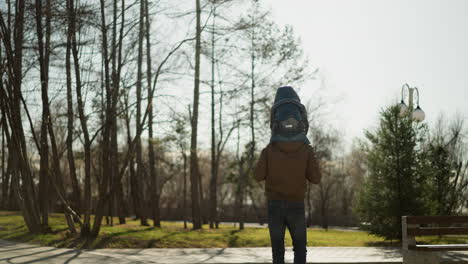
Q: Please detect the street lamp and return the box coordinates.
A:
[399,83,425,122]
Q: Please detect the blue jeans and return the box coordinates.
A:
[267,199,307,264]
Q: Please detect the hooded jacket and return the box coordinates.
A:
[254,141,321,202]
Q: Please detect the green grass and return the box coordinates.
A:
[418,235,468,245]
[1,211,466,249]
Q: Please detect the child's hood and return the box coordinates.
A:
[270,86,310,144]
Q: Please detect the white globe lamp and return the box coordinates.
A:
[412,106,425,122]
[398,100,408,116]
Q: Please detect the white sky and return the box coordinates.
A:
[262,0,468,147]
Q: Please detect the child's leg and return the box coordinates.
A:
[267,200,286,264]
[285,201,307,264]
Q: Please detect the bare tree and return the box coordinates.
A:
[426,114,468,215]
[115,0,127,225]
[145,0,160,228]
[134,0,149,226]
[35,0,52,232]
[65,0,81,216]
[33,0,80,234]
[90,0,116,235]
[205,0,238,229]
[0,0,44,233]
[108,0,127,226]
[190,0,203,230]
[308,124,342,229]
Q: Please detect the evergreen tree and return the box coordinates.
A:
[355,105,430,240]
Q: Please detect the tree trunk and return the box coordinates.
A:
[107,0,126,227]
[183,152,187,229]
[7,159,15,210]
[116,181,127,224]
[87,0,113,236]
[237,159,245,230]
[35,0,51,232]
[107,0,121,228]
[1,119,8,210]
[190,0,202,230]
[250,2,256,160]
[65,0,81,217]
[127,110,139,220]
[237,0,259,231]
[3,141,14,211]
[240,0,258,231]
[0,23,6,211]
[198,168,206,224]
[319,183,329,230]
[144,0,160,228]
[209,5,217,229]
[235,113,245,230]
[115,0,127,226]
[321,204,328,230]
[67,0,92,237]
[135,0,148,227]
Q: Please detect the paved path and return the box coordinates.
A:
[1,239,467,264]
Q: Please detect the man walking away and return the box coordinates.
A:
[254,86,321,264]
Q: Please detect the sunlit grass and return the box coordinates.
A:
[418,235,468,245]
[1,211,465,249]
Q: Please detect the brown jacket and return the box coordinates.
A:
[254,141,321,201]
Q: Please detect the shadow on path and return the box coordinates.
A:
[0,248,59,262]
[0,245,43,253]
[200,248,226,263]
[19,249,80,264]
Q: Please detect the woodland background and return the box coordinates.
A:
[0,0,466,239]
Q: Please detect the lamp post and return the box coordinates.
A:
[398,83,425,122]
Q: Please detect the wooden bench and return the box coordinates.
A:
[402,216,468,264]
